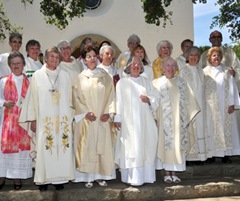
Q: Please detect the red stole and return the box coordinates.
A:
[1,73,30,153]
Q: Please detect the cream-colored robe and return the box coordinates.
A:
[59,56,83,85]
[19,65,75,184]
[153,76,200,167]
[73,69,115,176]
[203,64,240,157]
[180,64,208,161]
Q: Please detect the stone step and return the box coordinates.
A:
[1,157,240,201]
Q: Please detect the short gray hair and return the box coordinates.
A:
[185,46,201,63]
[99,45,116,57]
[156,40,173,55]
[123,56,144,74]
[127,34,141,45]
[57,40,71,50]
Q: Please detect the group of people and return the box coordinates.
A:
[0,30,239,191]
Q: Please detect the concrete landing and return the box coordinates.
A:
[1,157,240,201]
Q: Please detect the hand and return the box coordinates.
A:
[229,67,235,77]
[3,101,15,109]
[86,112,97,122]
[228,105,235,114]
[30,121,37,132]
[100,114,110,122]
[114,122,121,130]
[140,95,150,104]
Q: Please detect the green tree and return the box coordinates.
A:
[232,43,240,59]
[0,0,239,42]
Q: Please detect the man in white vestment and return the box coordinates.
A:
[19,47,75,191]
[114,56,159,186]
[199,30,240,90]
[24,40,42,79]
[176,39,193,72]
[57,40,83,85]
[153,57,200,184]
[203,47,240,161]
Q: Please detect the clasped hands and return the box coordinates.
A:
[86,112,110,122]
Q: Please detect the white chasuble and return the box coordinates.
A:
[19,65,75,184]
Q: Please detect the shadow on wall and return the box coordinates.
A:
[71,34,121,60]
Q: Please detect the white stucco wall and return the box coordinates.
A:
[0,0,193,61]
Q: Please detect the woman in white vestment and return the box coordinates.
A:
[203,47,240,161]
[130,44,154,80]
[0,52,32,190]
[57,40,83,85]
[153,57,199,184]
[179,46,209,163]
[24,39,42,79]
[114,56,159,186]
[19,47,75,191]
[73,45,116,188]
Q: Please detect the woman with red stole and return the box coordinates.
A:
[0,52,31,190]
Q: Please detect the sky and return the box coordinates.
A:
[193,0,232,47]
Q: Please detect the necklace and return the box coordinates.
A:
[46,72,59,93]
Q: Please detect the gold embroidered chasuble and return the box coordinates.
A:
[73,69,116,176]
[153,76,200,164]
[19,65,75,184]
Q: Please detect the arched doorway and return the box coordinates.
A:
[70,34,121,60]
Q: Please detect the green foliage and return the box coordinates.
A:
[40,0,86,30]
[141,0,173,27]
[0,3,23,40]
[199,45,210,54]
[232,43,240,59]
[210,0,240,43]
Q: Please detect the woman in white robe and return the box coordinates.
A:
[179,46,209,162]
[203,47,240,160]
[0,52,32,190]
[114,56,159,186]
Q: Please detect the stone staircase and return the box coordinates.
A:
[1,157,240,201]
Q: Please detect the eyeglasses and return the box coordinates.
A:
[11,62,23,66]
[86,55,97,60]
[60,47,71,51]
[210,36,222,39]
[10,40,22,44]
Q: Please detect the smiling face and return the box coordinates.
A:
[133,48,145,61]
[159,43,171,58]
[27,44,41,61]
[130,57,142,78]
[210,51,222,67]
[46,52,60,70]
[162,58,177,79]
[59,44,71,62]
[84,50,98,70]
[9,56,24,76]
[209,31,222,47]
[101,48,113,66]
[188,51,199,66]
[9,36,22,52]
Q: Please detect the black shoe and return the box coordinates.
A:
[54,184,64,190]
[39,184,48,191]
[13,180,22,190]
[0,181,5,190]
[222,156,232,164]
[205,158,216,164]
